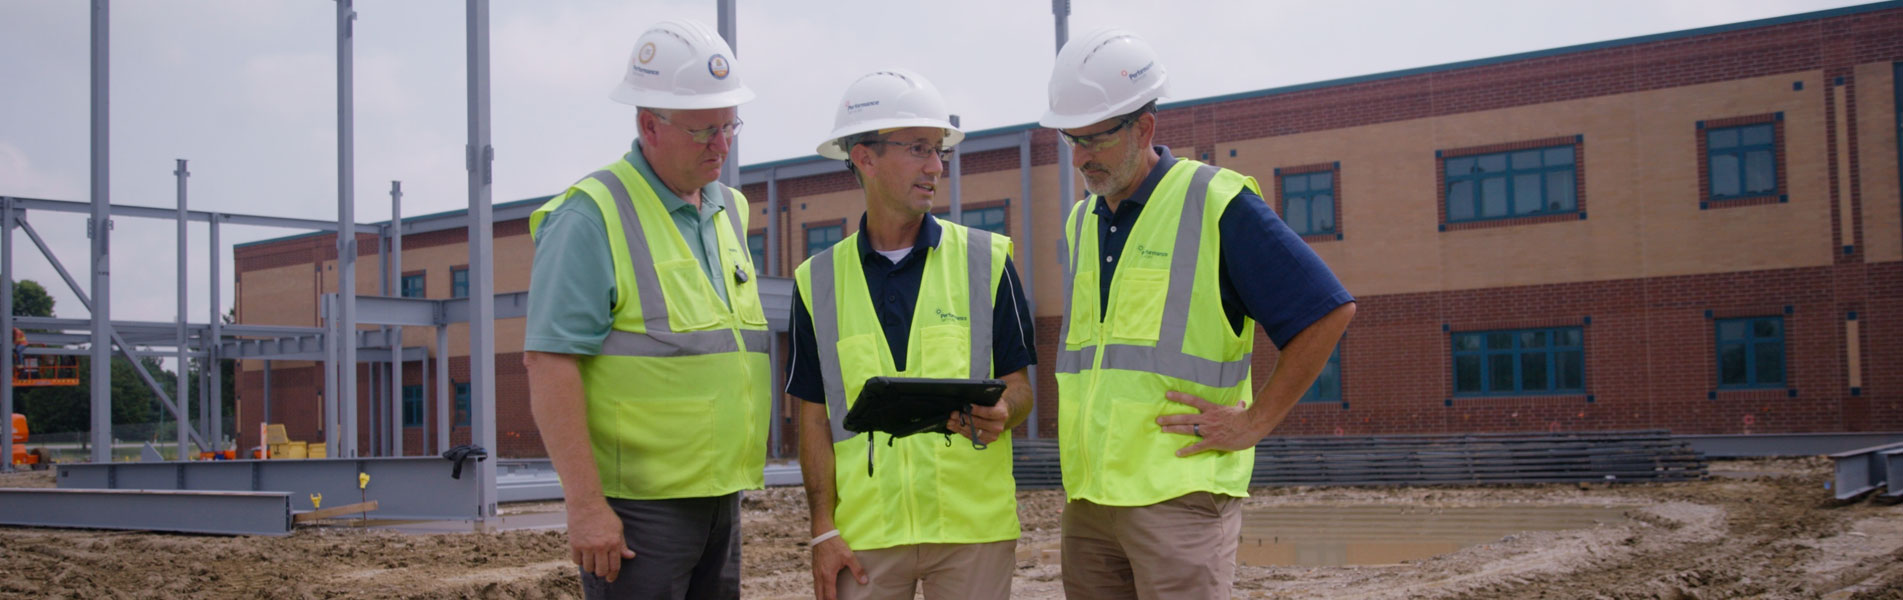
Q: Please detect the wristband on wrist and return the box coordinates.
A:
[810,529,842,547]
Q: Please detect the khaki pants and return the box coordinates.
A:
[836,540,1016,600]
[1061,492,1242,600]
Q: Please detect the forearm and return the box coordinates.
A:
[796,399,839,536]
[998,369,1033,430]
[1247,302,1356,434]
[524,351,608,507]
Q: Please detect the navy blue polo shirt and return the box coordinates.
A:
[1088,146,1354,347]
[785,214,1037,404]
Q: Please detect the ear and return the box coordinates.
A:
[637,110,660,140]
[1136,112,1158,147]
[849,143,874,173]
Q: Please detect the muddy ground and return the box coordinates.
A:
[0,457,1898,599]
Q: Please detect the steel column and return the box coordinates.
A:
[435,325,448,454]
[335,0,359,458]
[949,115,962,224]
[465,0,498,516]
[176,159,191,460]
[209,215,223,449]
[389,181,403,456]
[2,197,14,472]
[1018,130,1038,438]
[716,0,738,189]
[1052,0,1074,272]
[88,0,112,464]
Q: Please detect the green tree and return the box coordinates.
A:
[11,279,54,317]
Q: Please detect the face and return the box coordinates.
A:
[639,107,740,192]
[1061,112,1151,198]
[852,127,947,218]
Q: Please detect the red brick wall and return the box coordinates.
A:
[1028,262,1903,438]
[236,352,541,457]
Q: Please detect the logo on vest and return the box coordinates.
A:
[1134,244,1171,261]
[934,309,968,324]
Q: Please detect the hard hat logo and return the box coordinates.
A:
[1124,61,1155,83]
[637,42,656,65]
[708,55,730,80]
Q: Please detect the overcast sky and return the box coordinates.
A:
[0,0,1872,340]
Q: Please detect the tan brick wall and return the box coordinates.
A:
[1858,62,1901,263]
[1216,69,1838,297]
[237,262,319,327]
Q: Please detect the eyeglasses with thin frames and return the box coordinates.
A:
[654,112,744,145]
[1058,111,1143,152]
[869,140,955,162]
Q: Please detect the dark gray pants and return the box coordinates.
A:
[582,492,741,600]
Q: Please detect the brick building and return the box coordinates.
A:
[234,4,1903,457]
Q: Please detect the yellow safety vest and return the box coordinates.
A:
[795,220,1019,550]
[1057,161,1262,506]
[528,159,770,500]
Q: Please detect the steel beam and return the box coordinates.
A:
[1829,441,1903,500]
[3,196,381,234]
[56,456,486,521]
[0,488,291,536]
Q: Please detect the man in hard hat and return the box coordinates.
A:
[1041,29,1357,598]
[522,19,769,600]
[786,68,1036,600]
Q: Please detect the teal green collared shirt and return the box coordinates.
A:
[524,140,731,356]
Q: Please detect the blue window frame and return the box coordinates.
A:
[401,273,425,299]
[806,224,843,258]
[1299,346,1341,403]
[1445,145,1577,222]
[1453,327,1584,396]
[1281,171,1335,236]
[1707,124,1777,199]
[747,233,766,274]
[454,382,471,427]
[450,267,468,299]
[1717,317,1784,388]
[402,385,424,427]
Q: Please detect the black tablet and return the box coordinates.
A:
[843,376,1005,439]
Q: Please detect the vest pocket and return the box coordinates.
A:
[1065,269,1099,346]
[600,394,715,496]
[919,324,973,377]
[656,259,720,330]
[1107,267,1168,343]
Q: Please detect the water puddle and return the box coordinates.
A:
[1239,504,1629,566]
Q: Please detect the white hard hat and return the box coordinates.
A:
[610,19,756,110]
[1039,28,1168,130]
[816,68,965,160]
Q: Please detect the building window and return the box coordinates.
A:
[1452,327,1584,396]
[1280,171,1336,237]
[401,273,426,299]
[1444,145,1577,223]
[1299,346,1341,403]
[454,382,471,427]
[805,224,843,258]
[402,385,424,427]
[450,267,468,299]
[933,204,1010,234]
[747,232,766,274]
[1717,317,1784,388]
[1698,114,1786,207]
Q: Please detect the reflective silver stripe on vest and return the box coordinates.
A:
[813,227,998,443]
[810,246,852,442]
[967,228,994,379]
[1053,164,1253,389]
[588,170,760,358]
[1053,201,1089,375]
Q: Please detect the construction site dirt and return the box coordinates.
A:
[1,457,1898,599]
